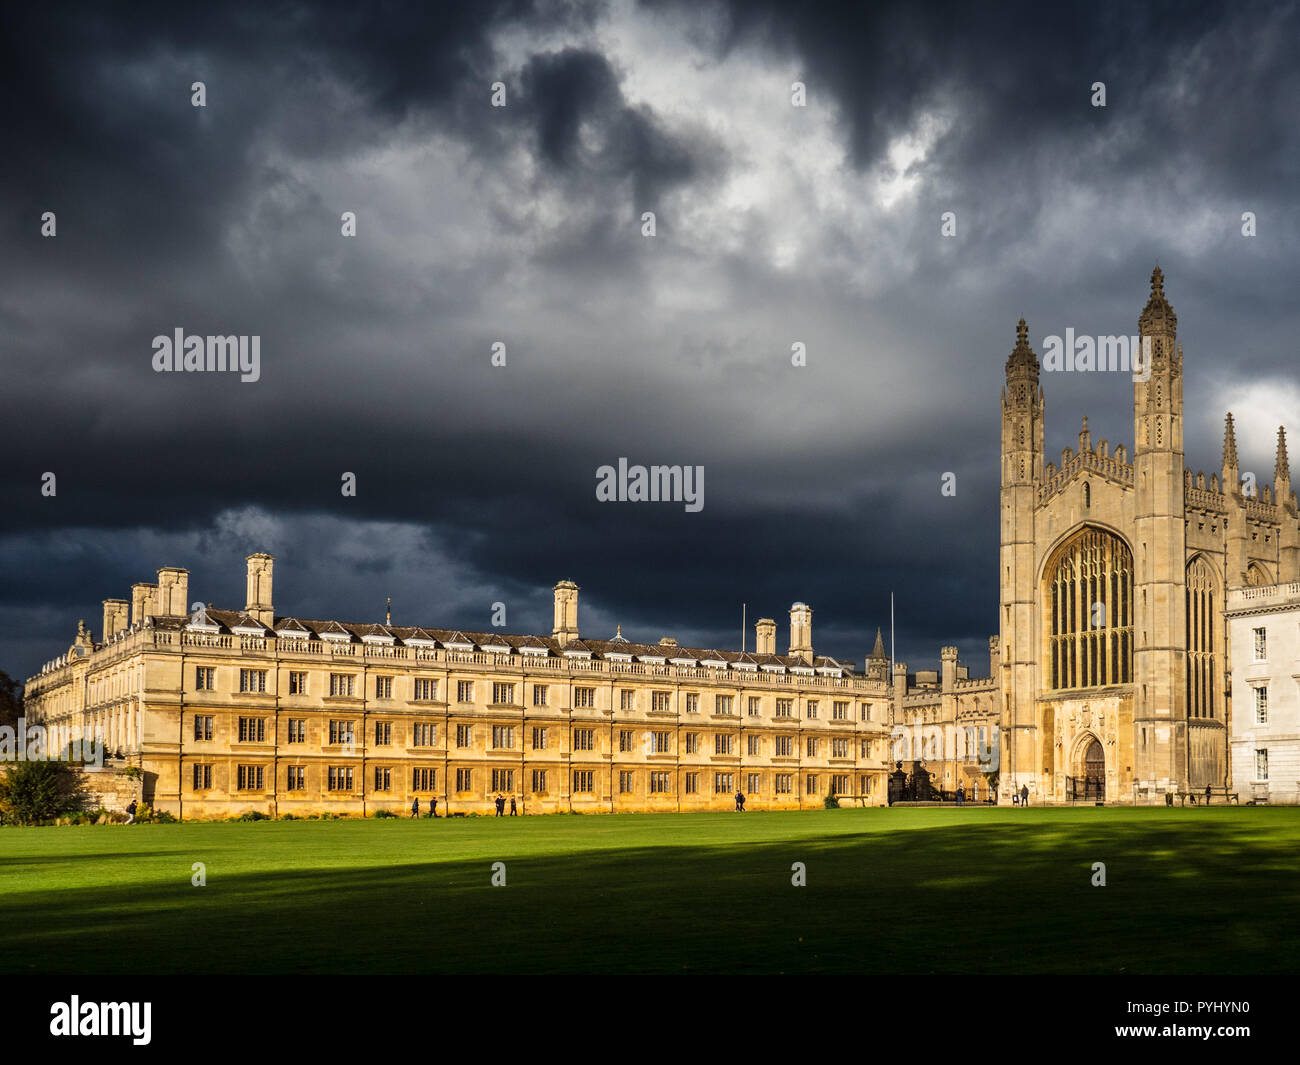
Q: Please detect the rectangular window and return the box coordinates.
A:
[375,676,393,699]
[532,727,548,750]
[288,671,307,695]
[776,699,793,718]
[374,766,391,791]
[1256,748,1269,781]
[195,667,215,691]
[1254,627,1267,661]
[833,701,848,720]
[807,700,818,719]
[412,722,436,747]
[685,693,700,714]
[859,702,870,721]
[236,765,264,791]
[286,766,305,791]
[573,728,594,752]
[651,731,670,754]
[573,770,594,793]
[684,772,699,795]
[532,684,548,707]
[619,729,635,752]
[327,766,353,791]
[574,686,596,709]
[651,690,670,712]
[715,695,734,715]
[620,689,635,710]
[806,737,819,757]
[619,771,634,793]
[832,738,848,758]
[806,774,818,795]
[1255,686,1268,724]
[329,673,355,697]
[456,768,473,792]
[746,772,760,794]
[193,715,213,741]
[832,774,849,795]
[531,769,548,794]
[861,739,869,758]
[650,771,671,794]
[413,767,436,791]
[492,769,514,792]
[413,677,438,701]
[775,774,792,795]
[493,682,515,705]
[714,772,733,794]
[237,717,266,743]
[491,726,515,749]
[747,696,761,717]
[375,721,392,746]
[328,720,354,746]
[287,718,306,744]
[685,733,699,754]
[240,668,267,693]
[457,680,474,703]
[192,764,212,790]
[456,724,472,748]
[714,733,733,755]
[747,734,761,756]
[775,736,792,757]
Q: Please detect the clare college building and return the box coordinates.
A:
[23,271,1300,813]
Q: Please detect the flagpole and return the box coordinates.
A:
[742,603,746,653]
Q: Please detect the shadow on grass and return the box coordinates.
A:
[0,815,1296,974]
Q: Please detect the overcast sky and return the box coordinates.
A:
[3,0,1298,684]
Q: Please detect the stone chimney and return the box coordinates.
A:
[245,554,275,626]
[156,567,189,616]
[941,645,958,689]
[788,602,812,663]
[755,618,776,655]
[102,599,129,642]
[552,580,579,643]
[130,583,158,628]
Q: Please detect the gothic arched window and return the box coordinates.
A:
[1186,557,1216,720]
[1046,528,1133,690]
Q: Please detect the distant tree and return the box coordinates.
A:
[0,761,88,825]
[0,670,21,732]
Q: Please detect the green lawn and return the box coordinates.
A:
[1,807,1297,974]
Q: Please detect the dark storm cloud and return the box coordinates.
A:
[2,0,1298,686]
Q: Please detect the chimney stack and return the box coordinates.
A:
[156,567,189,616]
[102,599,129,641]
[130,583,158,628]
[245,554,275,626]
[552,580,580,643]
[755,618,776,655]
[788,602,813,663]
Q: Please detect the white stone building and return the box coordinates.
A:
[1225,582,1300,804]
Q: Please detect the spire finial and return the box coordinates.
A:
[1151,265,1164,295]
[1223,412,1239,469]
[1276,426,1290,478]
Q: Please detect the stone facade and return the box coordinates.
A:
[1225,583,1300,804]
[999,268,1299,803]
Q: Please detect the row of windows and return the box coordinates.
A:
[189,668,876,719]
[204,765,858,796]
[195,716,875,758]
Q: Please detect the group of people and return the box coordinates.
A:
[410,795,520,817]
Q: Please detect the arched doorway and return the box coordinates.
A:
[1069,734,1106,800]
